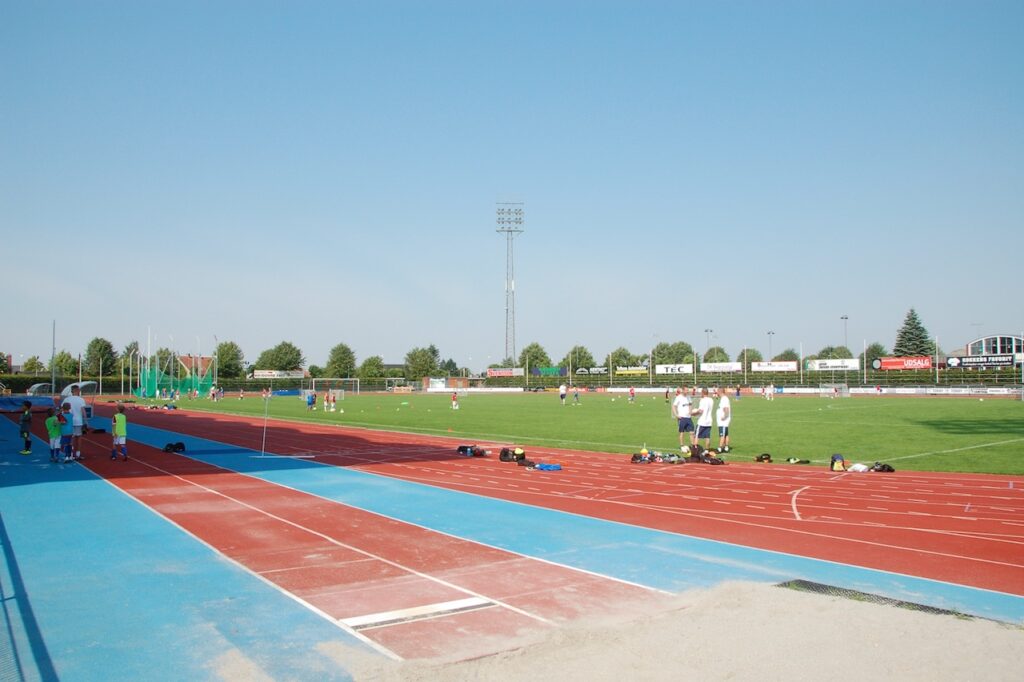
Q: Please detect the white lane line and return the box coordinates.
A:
[790,486,809,521]
[342,597,493,630]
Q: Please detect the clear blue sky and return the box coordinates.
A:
[3,1,1022,370]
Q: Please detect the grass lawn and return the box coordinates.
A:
[157,390,1024,476]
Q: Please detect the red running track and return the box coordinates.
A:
[111,407,1024,598]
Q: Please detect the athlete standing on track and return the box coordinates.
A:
[64,385,89,461]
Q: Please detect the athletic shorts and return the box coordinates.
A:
[718,426,729,437]
[113,435,126,446]
[72,425,83,436]
[50,437,61,450]
[677,418,694,433]
[697,425,712,439]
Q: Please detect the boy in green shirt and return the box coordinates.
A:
[44,407,62,461]
[111,403,128,461]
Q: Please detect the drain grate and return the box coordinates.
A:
[777,579,978,620]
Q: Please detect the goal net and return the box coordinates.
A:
[819,383,850,398]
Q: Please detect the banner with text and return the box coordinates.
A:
[655,364,694,375]
[574,366,608,375]
[873,356,933,371]
[615,366,649,376]
[253,370,305,379]
[700,361,742,373]
[487,367,525,378]
[751,361,797,373]
[531,366,567,376]
[805,358,861,371]
[946,355,1014,369]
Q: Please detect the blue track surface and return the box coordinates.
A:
[3,415,1024,679]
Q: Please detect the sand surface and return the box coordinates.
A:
[352,582,1023,681]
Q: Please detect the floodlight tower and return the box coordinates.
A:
[496,202,525,364]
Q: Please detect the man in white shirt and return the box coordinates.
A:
[63,384,89,461]
[691,387,715,452]
[670,388,695,451]
[559,384,567,406]
[716,391,732,453]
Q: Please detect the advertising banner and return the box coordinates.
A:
[805,358,860,371]
[531,366,567,377]
[945,355,1014,369]
[751,361,797,372]
[615,366,649,376]
[574,366,608,375]
[253,370,305,379]
[873,356,933,371]
[700,362,742,373]
[655,364,694,375]
[487,367,525,378]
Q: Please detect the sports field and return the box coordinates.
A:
[4,392,1024,679]
[174,391,1024,476]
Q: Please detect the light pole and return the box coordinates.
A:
[702,329,712,385]
[841,315,849,382]
[767,331,775,360]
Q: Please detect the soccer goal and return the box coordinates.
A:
[310,377,360,395]
[819,383,850,398]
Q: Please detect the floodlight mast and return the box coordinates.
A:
[496,202,524,364]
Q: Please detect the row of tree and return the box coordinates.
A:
[5,309,938,382]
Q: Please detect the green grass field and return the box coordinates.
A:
[158,391,1024,475]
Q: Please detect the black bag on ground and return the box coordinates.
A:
[755,453,772,463]
[517,459,535,467]
[870,462,896,472]
[499,448,514,462]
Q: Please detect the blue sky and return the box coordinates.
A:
[3,1,1022,370]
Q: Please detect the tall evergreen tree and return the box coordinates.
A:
[893,308,934,356]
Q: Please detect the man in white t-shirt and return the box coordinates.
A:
[670,388,695,451]
[691,387,715,452]
[716,392,732,453]
[559,384,567,405]
[63,384,89,461]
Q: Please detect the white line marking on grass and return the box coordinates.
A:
[886,437,1024,462]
